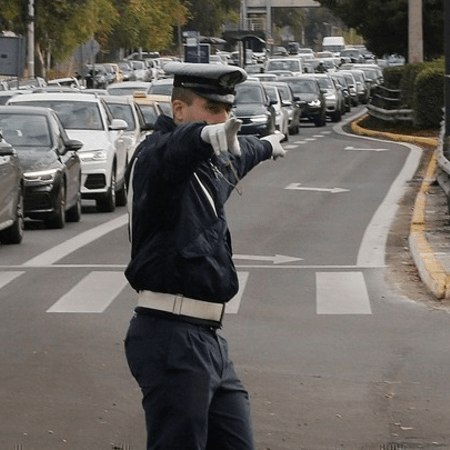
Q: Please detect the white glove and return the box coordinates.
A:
[201,118,243,157]
[261,132,287,160]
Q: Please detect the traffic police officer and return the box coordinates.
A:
[124,61,286,450]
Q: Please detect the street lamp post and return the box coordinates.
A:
[27,0,35,78]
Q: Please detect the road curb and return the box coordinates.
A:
[351,114,449,298]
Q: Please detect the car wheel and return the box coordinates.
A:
[0,189,24,244]
[115,182,127,207]
[66,192,82,222]
[46,184,66,229]
[97,170,116,213]
[331,109,342,122]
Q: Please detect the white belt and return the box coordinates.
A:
[138,291,225,322]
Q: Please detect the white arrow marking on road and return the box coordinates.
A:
[233,254,303,264]
[285,183,350,194]
[345,146,389,152]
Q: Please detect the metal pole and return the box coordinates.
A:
[408,0,423,63]
[445,0,450,137]
[27,0,35,78]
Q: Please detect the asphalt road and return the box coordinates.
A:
[1,108,450,450]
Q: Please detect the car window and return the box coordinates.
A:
[138,104,158,124]
[148,83,173,96]
[316,77,333,89]
[288,80,318,94]
[268,60,300,72]
[11,100,104,130]
[235,85,265,104]
[0,113,51,148]
[107,103,135,131]
[263,86,278,103]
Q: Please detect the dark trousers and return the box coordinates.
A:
[125,312,255,450]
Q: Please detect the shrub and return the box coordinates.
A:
[414,67,444,128]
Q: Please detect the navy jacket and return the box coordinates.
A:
[125,115,273,303]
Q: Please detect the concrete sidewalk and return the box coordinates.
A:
[351,114,450,299]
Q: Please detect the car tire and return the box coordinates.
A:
[46,184,66,229]
[331,109,341,122]
[115,182,127,207]
[66,192,82,222]
[0,189,24,244]
[97,170,116,213]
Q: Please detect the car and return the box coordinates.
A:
[0,134,23,244]
[129,60,148,81]
[106,81,152,96]
[117,61,135,81]
[103,63,124,84]
[8,93,129,212]
[132,92,166,126]
[232,79,276,137]
[81,64,109,89]
[148,78,174,96]
[261,82,289,141]
[330,72,352,113]
[344,69,370,104]
[339,48,365,63]
[265,58,303,76]
[338,70,359,106]
[135,93,172,118]
[283,76,326,127]
[47,77,82,89]
[266,81,301,135]
[0,106,83,229]
[103,95,152,160]
[313,73,344,122]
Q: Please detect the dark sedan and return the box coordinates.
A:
[283,76,326,127]
[232,80,276,137]
[0,106,83,229]
[0,135,23,244]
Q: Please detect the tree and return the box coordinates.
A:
[110,0,188,52]
[315,0,443,60]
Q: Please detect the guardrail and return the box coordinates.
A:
[435,127,450,213]
[367,85,414,124]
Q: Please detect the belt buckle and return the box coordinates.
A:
[173,295,184,315]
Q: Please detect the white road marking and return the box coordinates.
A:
[22,214,128,267]
[46,271,128,313]
[285,183,349,194]
[0,271,24,290]
[225,272,249,314]
[345,146,389,152]
[233,254,303,264]
[316,272,372,315]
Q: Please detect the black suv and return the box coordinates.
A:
[283,76,326,127]
[232,80,276,137]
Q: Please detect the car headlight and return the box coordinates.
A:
[23,168,58,183]
[325,94,337,101]
[250,114,269,124]
[79,150,108,162]
[308,100,321,107]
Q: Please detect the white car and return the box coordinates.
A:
[261,82,289,141]
[8,92,128,212]
[265,58,303,77]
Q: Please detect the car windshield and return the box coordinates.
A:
[0,113,51,148]
[316,77,333,89]
[12,100,103,130]
[275,85,291,102]
[106,103,135,131]
[267,60,300,72]
[148,83,173,96]
[108,86,149,96]
[263,86,278,103]
[235,85,265,104]
[138,104,159,124]
[288,79,318,94]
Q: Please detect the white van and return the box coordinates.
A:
[322,36,345,54]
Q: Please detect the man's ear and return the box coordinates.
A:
[172,99,185,124]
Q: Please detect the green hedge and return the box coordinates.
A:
[383,58,444,128]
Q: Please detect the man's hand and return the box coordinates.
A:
[201,118,243,156]
[261,132,287,160]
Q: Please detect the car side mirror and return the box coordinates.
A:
[0,141,14,156]
[141,123,154,131]
[282,100,292,107]
[110,118,128,131]
[64,139,83,152]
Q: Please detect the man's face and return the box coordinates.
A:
[173,95,231,125]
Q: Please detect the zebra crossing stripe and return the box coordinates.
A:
[316,271,372,315]
[46,271,128,313]
[0,271,24,290]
